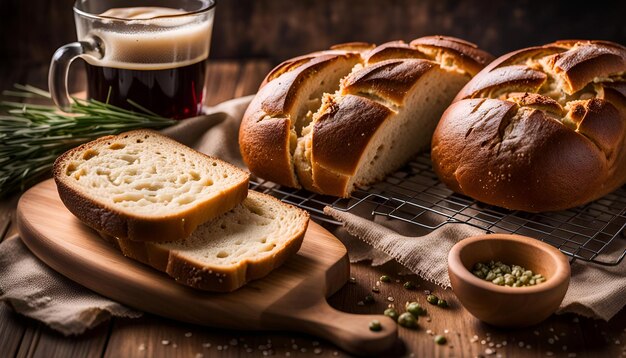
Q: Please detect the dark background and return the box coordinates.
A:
[0,0,625,77]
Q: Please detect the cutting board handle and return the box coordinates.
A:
[265,297,397,355]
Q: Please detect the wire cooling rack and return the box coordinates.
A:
[249,153,626,266]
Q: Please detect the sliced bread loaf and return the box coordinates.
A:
[109,190,309,292]
[240,36,494,197]
[53,130,250,242]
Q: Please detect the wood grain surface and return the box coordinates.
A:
[0,60,625,357]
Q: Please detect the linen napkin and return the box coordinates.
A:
[1,94,625,336]
[324,208,626,321]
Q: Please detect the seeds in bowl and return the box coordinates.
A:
[472,261,546,287]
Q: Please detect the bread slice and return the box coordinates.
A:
[294,58,471,197]
[109,190,309,292]
[239,51,364,188]
[53,130,250,242]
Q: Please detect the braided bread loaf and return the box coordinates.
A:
[239,36,493,197]
[432,40,626,212]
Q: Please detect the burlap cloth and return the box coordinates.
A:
[1,95,625,335]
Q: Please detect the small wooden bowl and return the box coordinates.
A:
[448,234,571,327]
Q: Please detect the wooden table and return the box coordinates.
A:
[1,60,625,358]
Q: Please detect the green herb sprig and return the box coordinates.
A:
[0,85,177,197]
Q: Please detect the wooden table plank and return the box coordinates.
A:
[204,61,242,107]
[1,59,626,357]
[0,305,28,358]
[14,320,110,358]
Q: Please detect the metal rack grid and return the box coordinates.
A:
[249,153,626,266]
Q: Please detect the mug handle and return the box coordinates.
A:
[48,38,102,112]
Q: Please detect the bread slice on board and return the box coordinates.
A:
[105,190,309,292]
[53,130,250,243]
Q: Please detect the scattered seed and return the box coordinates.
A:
[434,335,447,345]
[185,332,192,338]
[547,352,554,356]
[380,275,391,283]
[202,342,211,348]
[138,343,146,351]
[372,287,380,293]
[403,281,416,290]
[548,338,555,344]
[398,312,418,329]
[437,299,448,308]
[485,348,496,355]
[444,329,449,334]
[195,353,204,358]
[470,335,479,343]
[481,340,487,345]
[387,296,395,302]
[426,329,434,335]
[333,351,339,356]
[161,340,170,346]
[349,277,356,284]
[384,308,400,321]
[426,294,438,305]
[172,343,178,348]
[369,320,383,332]
[406,302,427,316]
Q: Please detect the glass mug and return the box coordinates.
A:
[49,0,215,119]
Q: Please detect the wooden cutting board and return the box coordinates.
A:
[16,179,397,355]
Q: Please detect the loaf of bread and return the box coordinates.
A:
[240,36,493,197]
[53,130,250,242]
[107,191,309,292]
[431,40,626,212]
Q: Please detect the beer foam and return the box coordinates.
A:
[80,7,212,70]
[99,7,187,20]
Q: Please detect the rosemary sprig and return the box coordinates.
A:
[0,85,177,197]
